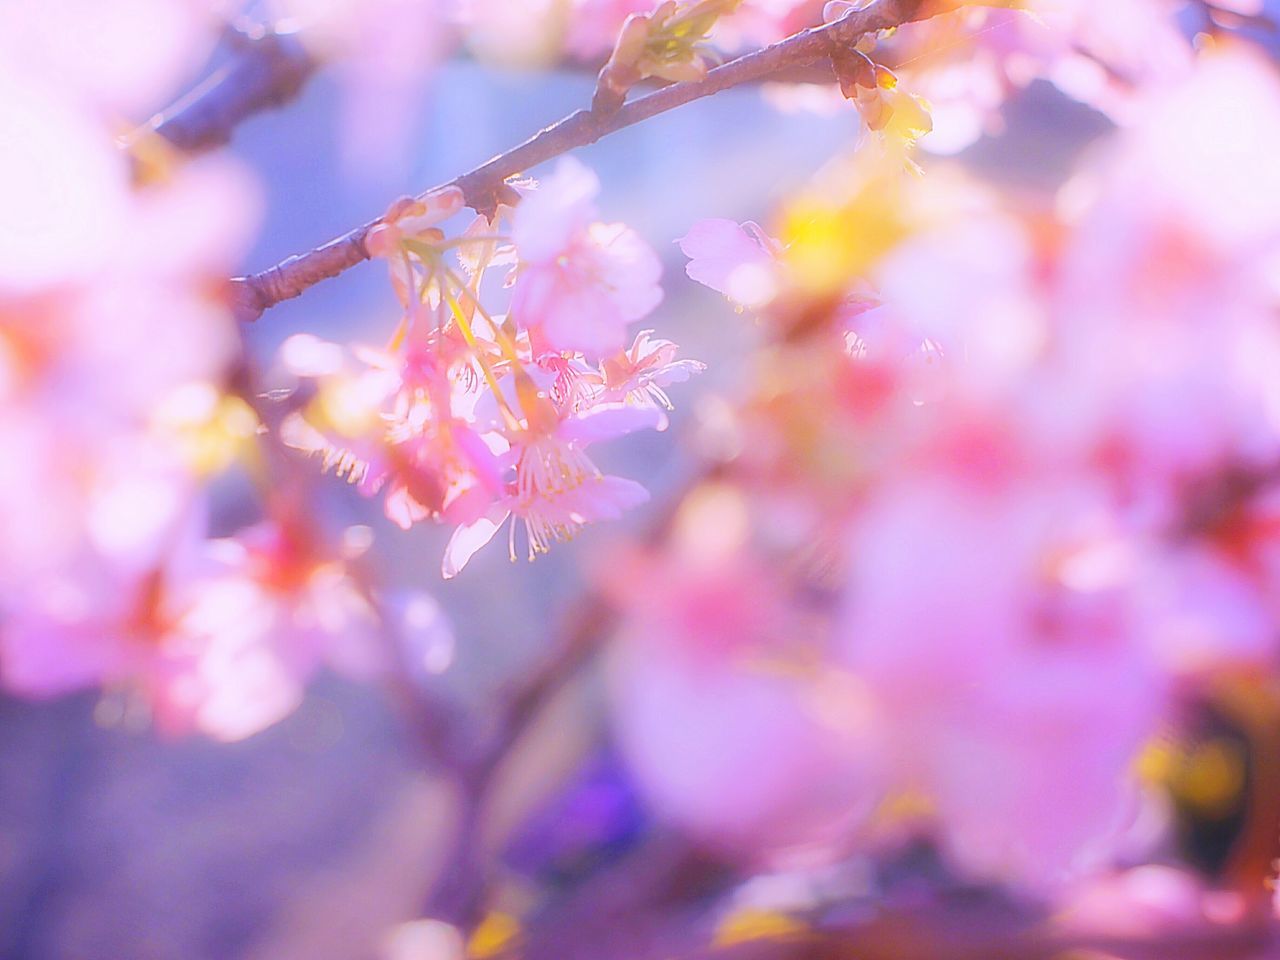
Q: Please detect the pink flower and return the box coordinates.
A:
[370,343,506,528]
[598,490,791,664]
[1060,866,1222,943]
[540,352,605,414]
[873,0,1192,137]
[0,67,128,293]
[1135,545,1276,674]
[710,0,821,48]
[1050,48,1280,491]
[678,218,782,308]
[0,85,257,591]
[595,330,706,429]
[443,401,661,577]
[379,420,505,530]
[565,0,660,58]
[459,0,565,67]
[278,0,452,182]
[838,479,1165,885]
[602,482,886,862]
[1,520,387,741]
[608,640,885,863]
[0,0,219,117]
[160,522,384,741]
[365,186,468,314]
[0,567,153,700]
[279,337,505,530]
[511,158,663,359]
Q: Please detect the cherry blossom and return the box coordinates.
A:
[279,335,505,529]
[273,0,453,179]
[679,218,783,308]
[1,519,385,741]
[511,157,664,359]
[566,0,661,57]
[283,169,699,578]
[839,479,1164,885]
[443,401,662,577]
[593,330,707,428]
[9,1,1280,948]
[606,483,886,861]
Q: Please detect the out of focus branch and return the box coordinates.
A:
[231,358,468,770]
[518,866,1280,960]
[144,21,315,152]
[418,469,699,929]
[472,593,610,785]
[694,912,1280,960]
[419,591,617,929]
[227,0,932,322]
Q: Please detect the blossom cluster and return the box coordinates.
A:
[0,1,438,741]
[3,5,1278,919]
[0,0,710,743]
[279,158,702,577]
[608,44,1280,898]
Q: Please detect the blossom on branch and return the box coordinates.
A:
[511,157,664,359]
[281,158,698,578]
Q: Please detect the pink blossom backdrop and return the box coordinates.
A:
[4,1,1280,958]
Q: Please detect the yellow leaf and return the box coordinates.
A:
[467,912,521,959]
[780,171,910,297]
[713,909,806,948]
[153,385,259,477]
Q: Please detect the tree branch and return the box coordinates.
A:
[146,21,839,159]
[227,0,930,323]
[145,21,315,152]
[417,469,699,930]
[517,861,1280,960]
[416,590,616,929]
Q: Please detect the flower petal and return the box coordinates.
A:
[559,403,665,445]
[442,506,510,579]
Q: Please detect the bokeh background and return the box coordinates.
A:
[0,30,1171,959]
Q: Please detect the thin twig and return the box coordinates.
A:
[471,592,611,785]
[227,0,929,323]
[146,21,836,157]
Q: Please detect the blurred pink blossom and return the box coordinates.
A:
[512,158,663,359]
[565,0,660,58]
[839,479,1165,884]
[2,521,384,741]
[679,218,783,309]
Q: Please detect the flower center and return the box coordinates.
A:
[516,437,598,507]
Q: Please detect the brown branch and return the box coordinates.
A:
[144,21,315,152]
[418,468,701,929]
[418,589,616,929]
[685,915,1280,960]
[228,0,931,322]
[146,21,836,160]
[471,592,609,785]
[515,861,1280,960]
